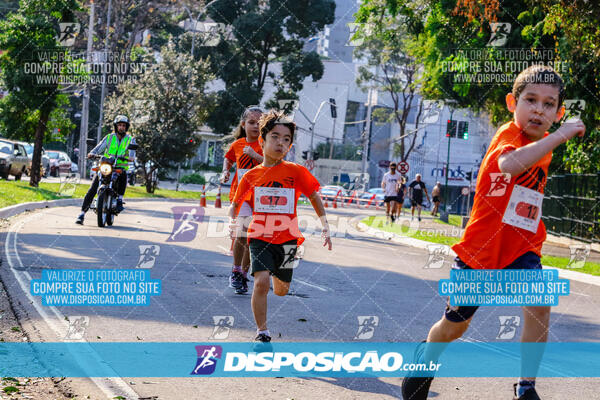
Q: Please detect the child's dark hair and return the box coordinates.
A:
[512,65,565,108]
[233,106,263,139]
[259,110,296,142]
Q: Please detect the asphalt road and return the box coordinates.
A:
[1,200,600,399]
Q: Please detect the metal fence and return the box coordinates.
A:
[542,174,599,243]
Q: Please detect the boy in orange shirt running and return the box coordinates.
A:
[228,110,333,343]
[221,106,264,294]
[402,65,585,400]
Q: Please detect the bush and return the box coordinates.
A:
[180,173,206,185]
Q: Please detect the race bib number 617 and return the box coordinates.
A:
[502,184,543,233]
[254,187,295,214]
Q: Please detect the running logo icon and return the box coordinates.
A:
[65,316,89,340]
[422,100,444,124]
[487,173,511,197]
[425,244,450,269]
[191,345,222,375]
[210,316,234,340]
[567,244,590,269]
[57,23,80,46]
[137,245,160,269]
[487,22,511,47]
[564,100,585,122]
[168,206,204,242]
[58,173,80,196]
[497,316,520,340]
[354,316,379,340]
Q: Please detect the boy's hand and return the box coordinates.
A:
[243,146,259,159]
[556,119,586,142]
[220,170,230,183]
[228,218,237,239]
[322,228,332,250]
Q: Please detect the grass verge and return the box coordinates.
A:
[0,181,217,209]
[362,215,600,276]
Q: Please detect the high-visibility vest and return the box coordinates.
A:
[103,133,132,170]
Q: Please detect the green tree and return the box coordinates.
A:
[362,0,600,174]
[193,0,335,134]
[104,43,215,192]
[0,94,75,143]
[0,0,82,186]
[354,4,425,162]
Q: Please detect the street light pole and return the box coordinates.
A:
[296,100,333,160]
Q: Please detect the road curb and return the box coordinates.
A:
[357,222,600,288]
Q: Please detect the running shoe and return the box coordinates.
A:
[116,199,124,213]
[513,383,541,400]
[401,341,433,400]
[235,277,249,294]
[75,215,84,225]
[241,276,250,293]
[229,271,243,290]
[253,333,273,352]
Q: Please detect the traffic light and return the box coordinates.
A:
[302,150,308,160]
[329,98,337,119]
[313,151,320,161]
[458,121,469,139]
[446,119,457,138]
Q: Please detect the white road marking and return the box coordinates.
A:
[294,278,329,292]
[5,212,139,400]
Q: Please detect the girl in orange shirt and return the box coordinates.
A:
[221,106,264,294]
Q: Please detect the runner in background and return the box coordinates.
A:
[431,181,442,217]
[221,106,263,294]
[395,176,407,218]
[409,174,430,222]
[381,162,401,223]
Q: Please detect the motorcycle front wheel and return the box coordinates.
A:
[96,189,114,227]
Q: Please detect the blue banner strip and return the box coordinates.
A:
[0,342,599,377]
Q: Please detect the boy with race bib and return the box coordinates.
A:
[402,65,586,400]
[228,110,332,343]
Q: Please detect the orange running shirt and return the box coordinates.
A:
[452,121,552,269]
[233,161,321,245]
[224,137,263,201]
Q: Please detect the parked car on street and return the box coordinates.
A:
[46,150,73,177]
[0,139,29,180]
[18,141,50,178]
[359,187,385,206]
[319,185,348,201]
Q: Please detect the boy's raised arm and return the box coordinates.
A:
[498,120,585,176]
[308,191,332,250]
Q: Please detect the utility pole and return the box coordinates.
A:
[79,0,95,178]
[444,108,454,212]
[328,98,337,159]
[361,87,375,191]
[96,0,112,144]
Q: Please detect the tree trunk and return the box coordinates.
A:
[29,109,51,187]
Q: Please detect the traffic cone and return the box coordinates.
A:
[200,185,207,207]
[324,199,329,208]
[214,186,222,208]
[333,199,337,208]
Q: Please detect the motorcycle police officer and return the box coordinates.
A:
[76,115,137,225]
